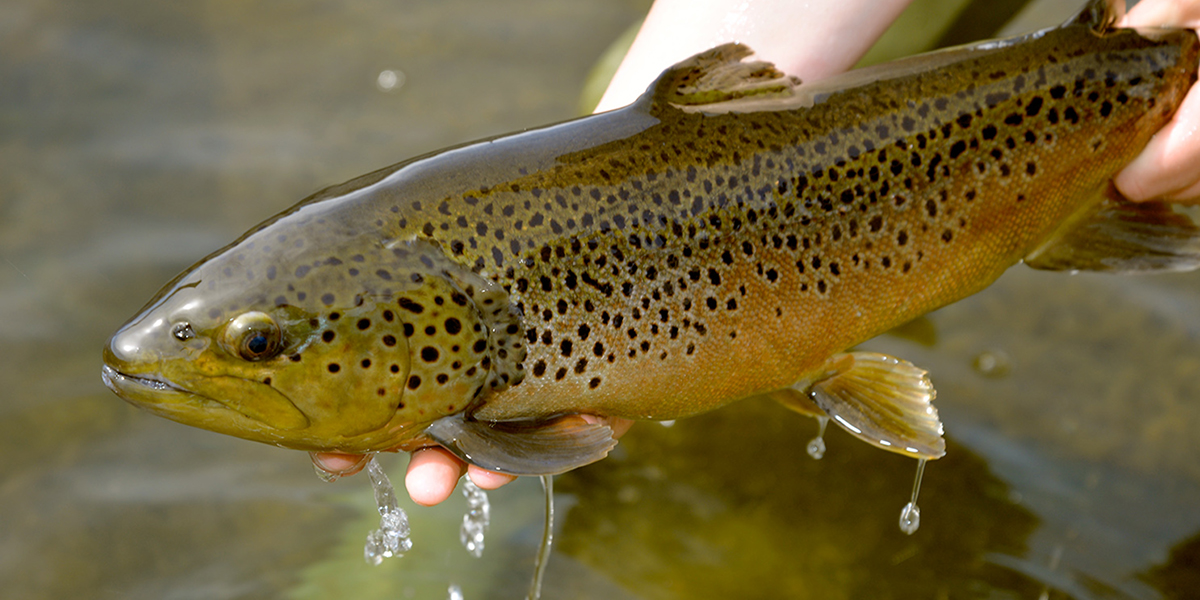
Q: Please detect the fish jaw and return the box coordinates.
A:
[102,332,311,438]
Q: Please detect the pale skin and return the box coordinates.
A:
[313,0,1200,505]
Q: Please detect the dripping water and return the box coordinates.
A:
[460,479,490,557]
[806,416,830,459]
[362,455,413,564]
[526,475,554,600]
[898,458,927,535]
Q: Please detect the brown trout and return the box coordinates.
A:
[103,0,1200,475]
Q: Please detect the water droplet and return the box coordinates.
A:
[460,479,490,558]
[376,69,406,92]
[313,463,339,483]
[898,458,927,535]
[363,455,413,564]
[448,584,464,600]
[972,349,1011,378]
[806,416,829,460]
[899,502,921,535]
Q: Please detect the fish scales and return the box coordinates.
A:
[451,24,1196,420]
[103,1,1200,470]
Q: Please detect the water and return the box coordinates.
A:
[363,456,412,565]
[899,459,927,535]
[459,479,490,559]
[4,0,1200,598]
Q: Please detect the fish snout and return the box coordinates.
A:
[104,317,165,373]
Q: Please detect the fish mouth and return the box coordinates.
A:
[101,364,185,395]
[100,364,310,432]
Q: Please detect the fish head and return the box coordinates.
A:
[101,205,490,453]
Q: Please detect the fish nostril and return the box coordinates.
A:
[105,329,139,366]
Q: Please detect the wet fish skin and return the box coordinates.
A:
[103,1,1200,471]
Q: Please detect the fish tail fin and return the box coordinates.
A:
[1024,184,1200,274]
[1067,0,1125,32]
[776,352,946,460]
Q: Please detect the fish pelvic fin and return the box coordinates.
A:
[1024,184,1200,274]
[643,43,801,114]
[1068,0,1125,32]
[423,413,617,476]
[779,352,946,460]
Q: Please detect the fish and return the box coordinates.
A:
[102,0,1200,475]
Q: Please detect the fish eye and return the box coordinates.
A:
[171,322,195,341]
[222,311,282,361]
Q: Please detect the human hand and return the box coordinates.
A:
[1115,0,1200,202]
[310,415,633,505]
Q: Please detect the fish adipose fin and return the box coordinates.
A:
[645,43,801,112]
[1024,184,1200,274]
[777,352,946,459]
[423,413,617,476]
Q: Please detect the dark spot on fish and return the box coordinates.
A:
[949,140,967,159]
[328,363,341,373]
[398,298,424,313]
[407,375,421,390]
[382,334,397,347]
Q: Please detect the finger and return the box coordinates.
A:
[466,465,518,490]
[610,417,635,438]
[1167,174,1200,201]
[1114,80,1200,201]
[405,447,466,506]
[1120,0,1200,30]
[579,413,635,438]
[310,451,370,480]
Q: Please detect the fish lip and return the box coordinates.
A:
[101,364,310,432]
[101,364,230,413]
[101,364,185,395]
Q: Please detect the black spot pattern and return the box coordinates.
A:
[177,26,1186,428]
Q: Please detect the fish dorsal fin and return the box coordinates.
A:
[423,413,617,476]
[644,43,801,114]
[787,352,945,459]
[1067,0,1124,32]
[1024,184,1200,274]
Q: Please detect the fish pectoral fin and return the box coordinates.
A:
[646,43,801,112]
[766,387,824,418]
[423,413,617,476]
[799,352,946,459]
[1024,184,1200,274]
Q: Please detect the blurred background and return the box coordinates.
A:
[2,0,1199,598]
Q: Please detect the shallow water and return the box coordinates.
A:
[3,0,1199,598]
